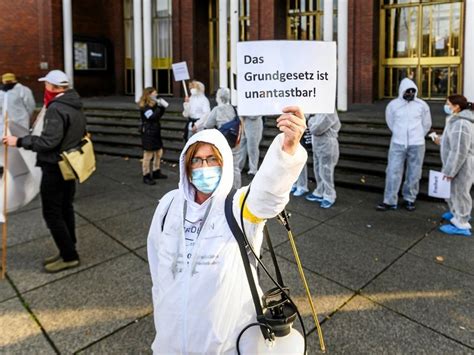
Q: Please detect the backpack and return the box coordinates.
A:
[218,106,242,148]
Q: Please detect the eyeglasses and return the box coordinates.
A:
[191,156,220,168]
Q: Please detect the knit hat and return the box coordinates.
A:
[2,73,17,84]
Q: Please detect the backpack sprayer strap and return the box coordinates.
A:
[224,189,274,342]
[263,225,284,287]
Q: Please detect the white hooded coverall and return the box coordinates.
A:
[0,83,35,137]
[440,109,474,229]
[238,116,264,175]
[308,111,341,203]
[182,85,210,141]
[147,129,307,354]
[383,78,432,205]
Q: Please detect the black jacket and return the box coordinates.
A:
[17,89,87,166]
[140,103,165,151]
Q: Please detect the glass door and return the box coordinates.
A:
[379,0,463,99]
[286,0,337,41]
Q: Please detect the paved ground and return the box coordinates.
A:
[0,154,473,354]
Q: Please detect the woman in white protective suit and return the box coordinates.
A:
[376,78,432,212]
[183,80,210,142]
[147,106,307,354]
[437,94,474,236]
[304,111,341,208]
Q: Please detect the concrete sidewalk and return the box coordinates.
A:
[0,155,473,354]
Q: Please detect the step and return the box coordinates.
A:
[93,143,182,162]
[91,134,184,151]
[340,126,391,137]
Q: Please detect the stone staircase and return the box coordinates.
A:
[83,98,445,196]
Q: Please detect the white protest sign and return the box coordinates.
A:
[428,170,451,199]
[236,40,337,116]
[172,62,190,82]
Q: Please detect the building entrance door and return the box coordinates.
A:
[379,0,464,99]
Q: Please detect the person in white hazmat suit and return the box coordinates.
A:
[195,87,242,189]
[238,115,264,175]
[147,106,307,354]
[376,78,432,212]
[183,80,210,142]
[290,115,312,197]
[0,73,40,220]
[304,111,341,208]
[437,94,474,236]
[0,73,35,138]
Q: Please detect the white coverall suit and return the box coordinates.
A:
[0,83,35,137]
[308,112,341,203]
[440,109,474,229]
[383,78,432,205]
[147,129,307,354]
[238,115,264,175]
[182,88,210,142]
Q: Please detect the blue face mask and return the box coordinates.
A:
[191,166,222,194]
[444,104,453,115]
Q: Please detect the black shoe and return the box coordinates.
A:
[376,202,397,211]
[152,169,168,179]
[143,174,156,185]
[402,200,416,211]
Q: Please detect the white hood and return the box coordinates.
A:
[386,77,432,146]
[398,77,418,99]
[179,129,234,203]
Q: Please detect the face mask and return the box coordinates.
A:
[444,104,453,115]
[403,90,415,101]
[44,88,60,107]
[191,166,222,194]
[1,83,16,92]
[190,88,198,96]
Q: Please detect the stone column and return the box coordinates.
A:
[323,0,333,41]
[143,0,152,88]
[219,0,228,88]
[464,1,474,99]
[230,0,238,105]
[337,0,348,111]
[62,0,74,86]
[133,0,143,102]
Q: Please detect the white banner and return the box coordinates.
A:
[172,61,190,82]
[428,170,451,199]
[236,40,337,116]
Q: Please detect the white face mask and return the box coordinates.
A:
[190,88,198,96]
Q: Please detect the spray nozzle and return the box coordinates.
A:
[276,210,291,231]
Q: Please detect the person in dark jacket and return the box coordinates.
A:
[3,70,86,273]
[138,87,168,185]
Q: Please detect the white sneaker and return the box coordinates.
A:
[293,188,308,197]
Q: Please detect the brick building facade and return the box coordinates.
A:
[1,1,471,104]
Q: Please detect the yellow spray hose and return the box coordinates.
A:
[278,211,326,352]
